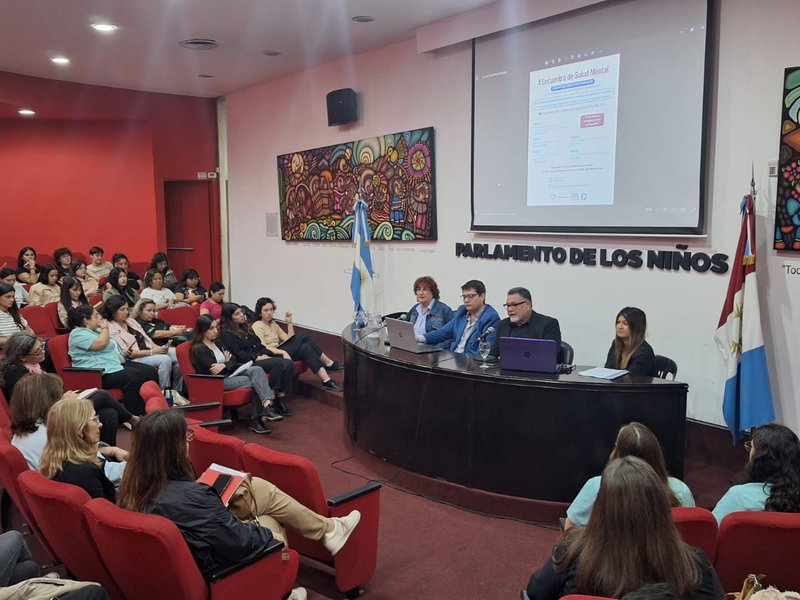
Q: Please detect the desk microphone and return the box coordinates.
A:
[478,326,495,342]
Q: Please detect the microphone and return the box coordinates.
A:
[478,326,495,342]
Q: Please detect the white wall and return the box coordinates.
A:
[225,0,800,431]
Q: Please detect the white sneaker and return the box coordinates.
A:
[288,588,307,600]
[171,390,190,406]
[323,510,361,556]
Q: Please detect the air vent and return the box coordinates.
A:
[179,38,219,50]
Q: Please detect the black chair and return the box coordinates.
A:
[558,341,574,365]
[653,355,677,379]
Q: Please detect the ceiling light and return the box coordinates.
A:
[262,50,281,56]
[51,56,70,65]
[352,16,375,23]
[179,39,219,50]
[91,23,118,33]
[18,109,35,116]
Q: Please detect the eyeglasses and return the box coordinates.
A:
[460,293,479,301]
[186,429,195,442]
[89,415,100,423]
[503,300,530,309]
[744,440,753,452]
[24,346,45,356]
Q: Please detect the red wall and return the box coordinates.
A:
[0,71,219,268]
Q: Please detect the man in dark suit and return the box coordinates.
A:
[490,287,561,358]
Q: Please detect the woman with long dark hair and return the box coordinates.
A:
[172,268,206,305]
[199,282,225,320]
[604,306,655,376]
[189,315,275,434]
[527,457,723,600]
[57,277,89,328]
[252,297,343,392]
[70,260,101,296]
[27,264,60,306]
[0,282,34,347]
[713,423,800,522]
[15,246,40,284]
[117,409,360,590]
[564,422,694,529]
[102,267,141,307]
[148,252,177,287]
[219,303,295,417]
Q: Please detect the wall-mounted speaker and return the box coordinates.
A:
[326,88,358,126]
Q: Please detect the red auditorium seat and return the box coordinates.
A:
[83,497,298,600]
[187,424,246,474]
[43,301,63,331]
[47,334,122,400]
[672,506,718,562]
[20,305,57,339]
[159,305,198,328]
[242,442,381,597]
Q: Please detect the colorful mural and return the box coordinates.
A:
[278,127,436,241]
[775,68,800,250]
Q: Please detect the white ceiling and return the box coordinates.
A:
[0,0,497,98]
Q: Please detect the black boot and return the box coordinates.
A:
[274,396,294,417]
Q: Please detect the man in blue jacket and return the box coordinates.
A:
[417,279,499,356]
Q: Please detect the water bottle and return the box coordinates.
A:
[164,387,174,407]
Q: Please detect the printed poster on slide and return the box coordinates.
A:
[527,54,620,206]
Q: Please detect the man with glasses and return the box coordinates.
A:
[490,287,561,358]
[417,279,499,357]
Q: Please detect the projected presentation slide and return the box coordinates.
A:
[527,54,620,207]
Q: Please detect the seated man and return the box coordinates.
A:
[418,279,499,357]
[490,287,561,358]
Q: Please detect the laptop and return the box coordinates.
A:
[385,318,443,354]
[499,337,559,373]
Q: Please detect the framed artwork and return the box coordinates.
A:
[278,126,436,241]
[775,67,800,250]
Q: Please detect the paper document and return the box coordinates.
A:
[578,367,629,380]
[230,360,253,377]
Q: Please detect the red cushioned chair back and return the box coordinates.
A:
[189,426,245,474]
[47,334,72,375]
[84,498,209,600]
[159,306,198,329]
[715,510,800,592]
[18,471,124,600]
[139,380,163,399]
[0,389,11,431]
[176,342,196,376]
[671,506,718,562]
[44,301,61,330]
[20,305,57,338]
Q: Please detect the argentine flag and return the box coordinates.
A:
[714,195,774,442]
[350,197,375,316]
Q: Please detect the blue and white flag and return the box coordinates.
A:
[714,194,774,442]
[350,197,375,316]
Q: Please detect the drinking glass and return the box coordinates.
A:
[478,340,491,368]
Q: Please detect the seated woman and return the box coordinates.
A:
[53,247,73,281]
[713,423,800,523]
[140,269,179,311]
[58,277,89,328]
[110,253,141,290]
[103,296,185,403]
[253,297,343,392]
[172,268,206,305]
[199,282,225,320]
[527,456,723,600]
[117,409,360,581]
[86,246,113,280]
[0,267,29,307]
[27,264,60,306]
[102,267,141,307]
[0,283,34,348]
[190,315,275,434]
[565,422,694,529]
[220,303,295,417]
[67,305,159,415]
[408,276,454,348]
[604,306,655,376]
[11,372,129,473]
[1,332,136,441]
[70,260,101,296]
[133,299,190,347]
[15,246,40,284]
[39,399,121,501]
[149,252,178,287]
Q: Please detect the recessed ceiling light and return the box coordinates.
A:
[18,109,35,116]
[51,56,70,65]
[352,15,375,23]
[262,50,281,56]
[179,38,219,50]
[197,74,215,78]
[91,23,118,33]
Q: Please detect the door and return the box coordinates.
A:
[164,180,218,286]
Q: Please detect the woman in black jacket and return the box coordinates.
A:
[218,303,296,417]
[604,306,655,376]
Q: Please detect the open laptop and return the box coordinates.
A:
[385,318,443,354]
[499,337,559,373]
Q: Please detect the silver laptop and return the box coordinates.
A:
[385,318,442,354]
[499,337,559,373]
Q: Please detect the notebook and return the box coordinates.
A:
[385,318,442,354]
[499,337,559,373]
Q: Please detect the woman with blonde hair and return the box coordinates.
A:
[604,307,655,376]
[39,399,121,501]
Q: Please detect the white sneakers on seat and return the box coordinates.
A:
[323,510,361,556]
[287,587,307,600]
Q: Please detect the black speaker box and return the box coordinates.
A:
[326,88,358,126]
